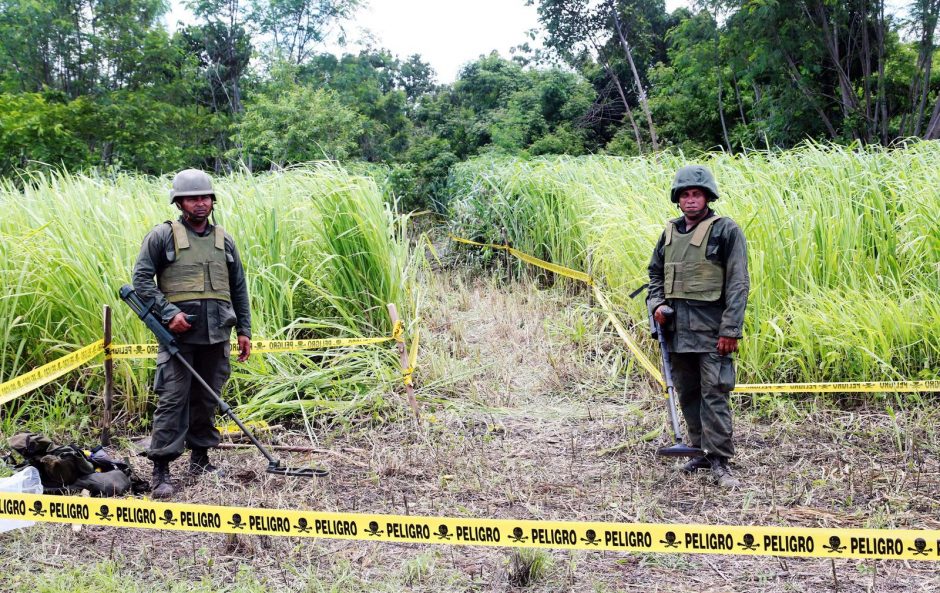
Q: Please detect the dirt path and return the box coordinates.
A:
[2,270,939,592]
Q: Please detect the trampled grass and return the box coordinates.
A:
[0,164,420,423]
[447,142,940,390]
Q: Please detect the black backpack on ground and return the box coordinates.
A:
[7,432,149,496]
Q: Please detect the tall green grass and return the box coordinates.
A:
[0,164,419,422]
[448,143,940,388]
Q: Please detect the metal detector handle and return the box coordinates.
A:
[119,285,180,356]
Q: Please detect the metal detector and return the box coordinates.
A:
[119,285,327,478]
[648,305,703,458]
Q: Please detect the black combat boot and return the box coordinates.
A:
[681,455,711,474]
[151,460,175,499]
[189,448,221,475]
[710,456,741,488]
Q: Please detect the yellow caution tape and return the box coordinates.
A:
[593,287,664,386]
[2,492,940,561]
[108,336,394,359]
[252,336,392,354]
[508,247,593,285]
[0,340,105,406]
[218,420,270,435]
[454,234,940,394]
[590,292,940,395]
[108,343,161,359]
[734,380,940,394]
[449,235,592,285]
[450,235,498,249]
[3,323,412,402]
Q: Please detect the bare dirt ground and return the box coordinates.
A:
[2,267,939,592]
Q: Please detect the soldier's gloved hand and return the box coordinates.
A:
[237,335,251,362]
[168,312,192,334]
[653,306,668,327]
[717,336,738,356]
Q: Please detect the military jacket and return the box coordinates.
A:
[647,210,749,353]
[133,217,251,345]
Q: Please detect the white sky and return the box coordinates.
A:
[165,1,691,83]
[339,0,541,83]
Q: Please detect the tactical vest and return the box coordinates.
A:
[663,216,724,302]
[157,221,231,303]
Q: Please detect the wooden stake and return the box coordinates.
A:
[101,304,113,447]
[387,303,420,420]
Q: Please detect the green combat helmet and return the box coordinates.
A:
[670,165,719,203]
[169,169,216,204]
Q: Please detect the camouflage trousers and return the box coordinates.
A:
[147,341,230,463]
[671,352,736,459]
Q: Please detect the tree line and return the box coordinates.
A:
[1,0,939,208]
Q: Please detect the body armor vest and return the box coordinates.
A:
[663,216,724,302]
[157,221,231,303]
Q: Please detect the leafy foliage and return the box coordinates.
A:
[3,0,940,210]
[234,81,364,166]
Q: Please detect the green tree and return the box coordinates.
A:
[647,10,729,151]
[533,0,672,152]
[397,54,437,103]
[0,0,171,96]
[0,93,93,173]
[234,81,363,167]
[490,69,595,155]
[248,0,360,64]
[415,53,529,159]
[300,50,416,161]
[179,16,252,116]
[0,90,221,176]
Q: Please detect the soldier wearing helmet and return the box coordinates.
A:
[132,169,252,499]
[647,165,749,488]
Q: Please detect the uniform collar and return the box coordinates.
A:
[674,208,715,233]
[178,215,214,237]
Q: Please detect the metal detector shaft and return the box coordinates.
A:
[653,316,684,443]
[119,284,326,477]
[649,306,703,458]
[166,350,325,477]
[169,353,276,465]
